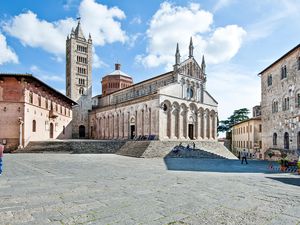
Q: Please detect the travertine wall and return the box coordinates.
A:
[260,46,300,158]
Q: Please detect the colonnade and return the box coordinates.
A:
[161,100,217,140]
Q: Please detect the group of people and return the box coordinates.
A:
[178,142,196,150]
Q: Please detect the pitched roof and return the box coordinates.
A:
[74,21,85,40]
[258,43,300,75]
[0,73,77,105]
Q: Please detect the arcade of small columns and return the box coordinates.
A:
[161,100,217,140]
[92,103,159,140]
[91,100,217,140]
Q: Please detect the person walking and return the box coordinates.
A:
[192,142,195,150]
[241,149,248,164]
[0,144,4,176]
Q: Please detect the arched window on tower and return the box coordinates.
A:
[79,88,84,95]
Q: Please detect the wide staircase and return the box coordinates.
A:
[15,140,126,154]
[116,141,151,157]
[141,141,237,159]
[15,140,237,160]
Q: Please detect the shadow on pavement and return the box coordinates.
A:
[164,157,282,174]
[266,177,300,187]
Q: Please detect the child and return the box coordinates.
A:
[0,144,4,175]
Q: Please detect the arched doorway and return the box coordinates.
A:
[188,124,194,139]
[284,132,289,149]
[50,123,54,138]
[79,125,85,138]
[130,117,135,139]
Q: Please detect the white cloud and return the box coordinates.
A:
[3,11,74,56]
[3,0,127,58]
[213,0,235,12]
[137,2,246,69]
[79,0,127,46]
[0,32,18,65]
[130,16,142,25]
[205,25,246,64]
[30,65,64,82]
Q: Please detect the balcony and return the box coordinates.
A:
[49,109,59,118]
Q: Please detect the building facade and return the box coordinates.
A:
[0,74,76,151]
[66,20,92,138]
[231,116,262,158]
[259,44,300,159]
[89,39,218,141]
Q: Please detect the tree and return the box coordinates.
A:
[218,108,250,133]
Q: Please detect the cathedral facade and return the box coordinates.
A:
[89,39,218,141]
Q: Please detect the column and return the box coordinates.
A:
[202,111,207,139]
[18,119,24,149]
[195,111,200,139]
[148,108,152,136]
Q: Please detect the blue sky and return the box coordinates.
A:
[1,0,300,122]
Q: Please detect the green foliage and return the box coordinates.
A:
[268,152,275,159]
[218,108,250,133]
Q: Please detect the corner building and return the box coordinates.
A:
[90,39,218,141]
[259,44,300,159]
[66,20,92,138]
[0,74,76,151]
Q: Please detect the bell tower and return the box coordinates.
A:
[66,19,92,138]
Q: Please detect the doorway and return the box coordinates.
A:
[130,125,135,139]
[284,132,289,149]
[50,123,54,138]
[79,125,85,138]
[188,124,194,139]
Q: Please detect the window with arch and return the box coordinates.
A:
[29,92,33,104]
[79,88,84,95]
[284,132,289,149]
[273,133,277,146]
[272,100,278,113]
[32,120,36,132]
[296,93,300,108]
[267,74,272,86]
[38,95,41,107]
[45,99,48,109]
[281,65,287,79]
[282,97,290,111]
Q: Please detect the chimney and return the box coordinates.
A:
[115,63,121,70]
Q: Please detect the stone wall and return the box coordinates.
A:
[260,46,300,158]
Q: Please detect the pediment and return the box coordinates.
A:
[177,57,205,80]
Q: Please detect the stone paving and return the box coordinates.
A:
[0,154,299,225]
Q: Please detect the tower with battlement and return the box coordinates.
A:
[66,20,92,138]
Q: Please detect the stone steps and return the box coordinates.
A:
[116,141,151,157]
[142,141,237,159]
[15,140,126,154]
[14,140,237,160]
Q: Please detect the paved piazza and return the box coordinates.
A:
[0,154,299,225]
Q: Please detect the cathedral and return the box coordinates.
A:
[67,21,218,141]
